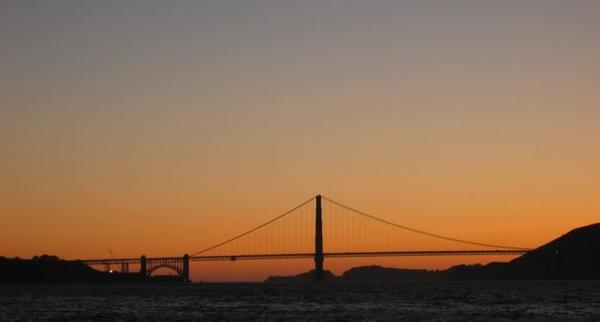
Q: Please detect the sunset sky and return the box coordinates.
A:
[2,1,600,281]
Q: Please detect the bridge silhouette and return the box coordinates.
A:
[78,195,531,281]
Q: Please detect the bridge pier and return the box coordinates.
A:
[315,195,324,282]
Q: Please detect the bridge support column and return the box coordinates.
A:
[140,255,147,277]
[183,254,190,282]
[315,195,324,281]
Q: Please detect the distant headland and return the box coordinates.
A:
[267,223,600,282]
[0,255,180,283]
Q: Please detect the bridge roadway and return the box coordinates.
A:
[79,249,530,266]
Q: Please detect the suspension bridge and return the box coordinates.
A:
[78,195,531,281]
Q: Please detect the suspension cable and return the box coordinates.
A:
[322,196,529,250]
[190,196,315,256]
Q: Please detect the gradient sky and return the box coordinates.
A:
[1,1,600,281]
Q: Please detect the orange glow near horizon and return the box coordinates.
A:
[3,191,599,281]
[2,1,600,281]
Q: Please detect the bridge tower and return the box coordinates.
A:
[183,254,190,282]
[315,195,324,281]
[140,255,147,277]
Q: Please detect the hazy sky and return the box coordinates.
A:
[2,1,599,281]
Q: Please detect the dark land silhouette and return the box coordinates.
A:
[0,255,180,283]
[2,223,599,283]
[267,223,600,282]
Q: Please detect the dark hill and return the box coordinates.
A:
[507,223,600,278]
[265,269,338,283]
[265,222,600,282]
[0,255,146,282]
[342,266,443,281]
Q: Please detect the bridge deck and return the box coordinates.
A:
[79,249,530,265]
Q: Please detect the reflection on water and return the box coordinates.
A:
[1,281,600,321]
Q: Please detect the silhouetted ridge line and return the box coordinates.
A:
[0,255,166,283]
